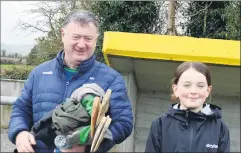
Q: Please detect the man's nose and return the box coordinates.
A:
[77,38,85,48]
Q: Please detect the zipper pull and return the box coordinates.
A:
[66,82,69,85]
[185,110,189,118]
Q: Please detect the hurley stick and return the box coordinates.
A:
[91,97,101,138]
[90,116,107,152]
[96,89,112,126]
[93,116,112,152]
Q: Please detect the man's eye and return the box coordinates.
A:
[73,36,79,39]
[85,37,92,41]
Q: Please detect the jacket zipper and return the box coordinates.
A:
[61,61,97,101]
[63,81,69,101]
[62,73,80,101]
[185,110,193,152]
[189,123,194,152]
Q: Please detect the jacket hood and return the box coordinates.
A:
[56,50,96,74]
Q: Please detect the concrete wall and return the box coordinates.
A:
[1,79,25,127]
[1,79,25,96]
[134,92,171,152]
[134,92,240,152]
[123,73,137,152]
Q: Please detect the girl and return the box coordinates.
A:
[145,62,230,152]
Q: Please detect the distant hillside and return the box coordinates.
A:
[1,43,34,56]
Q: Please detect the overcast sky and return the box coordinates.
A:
[1,1,43,45]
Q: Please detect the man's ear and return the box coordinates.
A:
[61,28,65,42]
[172,84,178,97]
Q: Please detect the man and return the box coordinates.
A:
[8,10,133,153]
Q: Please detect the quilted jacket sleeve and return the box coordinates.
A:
[97,74,133,152]
[8,70,34,144]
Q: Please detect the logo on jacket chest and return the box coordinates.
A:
[42,71,53,75]
[206,144,218,149]
[89,77,95,80]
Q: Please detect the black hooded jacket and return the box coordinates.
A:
[145,103,230,152]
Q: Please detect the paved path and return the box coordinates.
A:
[1,129,15,152]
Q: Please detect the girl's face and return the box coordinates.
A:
[172,68,212,112]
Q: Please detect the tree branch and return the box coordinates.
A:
[188,2,212,17]
[20,22,49,33]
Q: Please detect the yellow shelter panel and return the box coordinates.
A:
[102,32,240,66]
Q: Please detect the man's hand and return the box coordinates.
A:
[16,131,36,152]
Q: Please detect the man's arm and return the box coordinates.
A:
[97,74,133,152]
[8,71,34,144]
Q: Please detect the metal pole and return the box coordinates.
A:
[0,96,17,105]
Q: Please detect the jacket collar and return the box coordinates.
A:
[166,103,222,132]
[172,103,214,116]
[166,103,222,122]
[56,50,96,74]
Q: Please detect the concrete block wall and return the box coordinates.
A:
[1,79,25,96]
[134,92,171,152]
[1,79,25,127]
[134,92,240,152]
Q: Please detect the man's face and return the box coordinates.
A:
[61,21,98,65]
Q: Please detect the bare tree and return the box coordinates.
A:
[16,1,88,39]
[167,0,177,35]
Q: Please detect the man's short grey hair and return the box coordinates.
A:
[63,10,99,30]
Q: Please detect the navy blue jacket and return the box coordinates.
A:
[8,50,133,152]
[145,103,230,152]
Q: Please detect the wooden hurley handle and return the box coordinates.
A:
[90,116,107,152]
[93,116,112,152]
[96,89,112,126]
[91,97,101,138]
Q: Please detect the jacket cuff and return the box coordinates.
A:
[9,127,29,144]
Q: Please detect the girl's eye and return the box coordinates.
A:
[197,83,206,88]
[183,84,190,87]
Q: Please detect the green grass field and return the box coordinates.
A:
[1,64,33,70]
